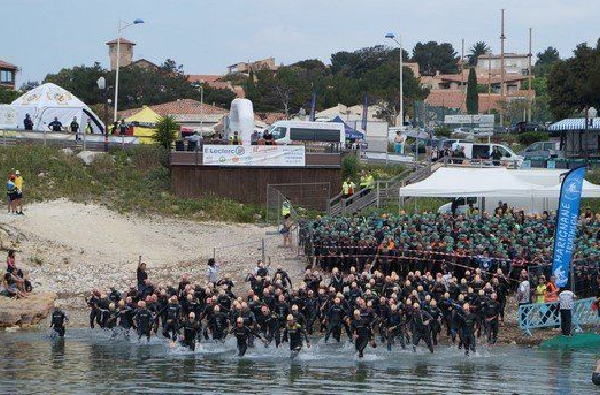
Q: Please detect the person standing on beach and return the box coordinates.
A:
[70,117,80,140]
[14,170,23,215]
[6,175,17,214]
[207,258,218,284]
[559,288,576,336]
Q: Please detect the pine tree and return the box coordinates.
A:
[466,68,478,114]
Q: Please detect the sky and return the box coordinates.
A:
[2,0,600,86]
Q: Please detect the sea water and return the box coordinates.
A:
[0,329,595,394]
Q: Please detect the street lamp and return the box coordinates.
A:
[385,33,403,129]
[113,18,144,148]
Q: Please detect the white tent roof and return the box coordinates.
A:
[11,83,87,108]
[399,167,600,198]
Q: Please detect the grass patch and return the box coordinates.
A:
[0,145,264,222]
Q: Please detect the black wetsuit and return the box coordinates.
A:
[428,306,442,345]
[325,304,344,342]
[97,298,110,329]
[50,310,67,337]
[256,312,279,346]
[87,295,101,328]
[385,310,406,350]
[412,310,433,353]
[136,308,153,341]
[303,296,320,335]
[484,300,500,344]
[163,303,181,342]
[283,322,309,355]
[210,312,229,341]
[459,311,478,355]
[230,325,261,356]
[182,319,200,350]
[351,317,372,358]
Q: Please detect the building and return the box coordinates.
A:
[187,74,245,98]
[476,53,530,76]
[106,37,136,70]
[0,59,17,90]
[118,99,228,129]
[130,59,158,70]
[404,61,420,77]
[227,57,279,75]
[421,69,529,94]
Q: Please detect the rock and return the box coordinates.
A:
[5,327,18,333]
[171,205,180,213]
[77,151,107,166]
[62,148,74,155]
[38,172,46,178]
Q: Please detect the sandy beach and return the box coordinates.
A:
[0,199,305,316]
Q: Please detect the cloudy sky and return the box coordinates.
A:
[3,0,599,85]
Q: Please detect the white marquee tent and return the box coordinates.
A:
[399,167,600,213]
[0,83,104,134]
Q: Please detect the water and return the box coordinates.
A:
[0,329,596,394]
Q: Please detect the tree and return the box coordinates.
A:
[201,84,236,108]
[412,41,459,76]
[330,45,409,78]
[45,62,106,105]
[468,41,490,66]
[19,81,39,92]
[535,46,560,77]
[548,41,600,121]
[154,115,179,149]
[466,68,478,114]
[0,87,20,104]
[536,46,560,66]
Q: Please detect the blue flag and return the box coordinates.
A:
[361,92,368,131]
[552,166,585,288]
[309,91,317,121]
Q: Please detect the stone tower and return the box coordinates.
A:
[106,37,136,70]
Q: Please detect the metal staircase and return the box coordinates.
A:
[329,163,440,215]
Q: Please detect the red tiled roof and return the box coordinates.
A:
[187,74,222,84]
[106,37,135,45]
[254,112,286,124]
[118,99,228,119]
[0,59,17,70]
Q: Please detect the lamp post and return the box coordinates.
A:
[385,32,403,165]
[113,18,144,148]
[97,76,109,151]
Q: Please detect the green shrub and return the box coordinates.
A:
[434,127,452,138]
[342,154,360,180]
[518,131,549,146]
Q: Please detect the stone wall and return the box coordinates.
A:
[0,292,56,328]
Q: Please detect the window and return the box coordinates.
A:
[473,145,489,159]
[0,70,13,84]
[290,127,340,142]
[543,142,555,151]
[497,146,512,158]
[271,127,287,139]
[527,143,542,152]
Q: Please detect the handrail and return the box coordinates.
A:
[518,297,599,336]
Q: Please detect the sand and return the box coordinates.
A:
[0,199,305,311]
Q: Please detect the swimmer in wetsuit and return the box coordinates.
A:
[135,301,153,342]
[181,312,200,351]
[230,317,264,356]
[50,304,68,337]
[351,309,375,358]
[282,314,310,359]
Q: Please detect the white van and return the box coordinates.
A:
[267,121,345,145]
[456,142,523,166]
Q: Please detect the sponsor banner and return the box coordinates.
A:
[552,166,585,288]
[202,145,306,167]
[444,114,495,124]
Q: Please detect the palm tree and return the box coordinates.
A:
[468,41,491,66]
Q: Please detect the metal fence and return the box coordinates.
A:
[266,183,331,225]
[518,297,600,336]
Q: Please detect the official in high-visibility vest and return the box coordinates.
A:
[366,173,375,191]
[359,171,368,189]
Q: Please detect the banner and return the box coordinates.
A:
[552,166,585,288]
[202,145,306,167]
[361,92,368,132]
[309,91,317,122]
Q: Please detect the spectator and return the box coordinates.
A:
[559,288,575,336]
[6,175,17,214]
[48,117,63,132]
[535,278,547,303]
[70,116,80,140]
[207,258,218,284]
[137,262,148,294]
[23,114,33,130]
[393,131,404,154]
[13,170,23,215]
[491,146,502,166]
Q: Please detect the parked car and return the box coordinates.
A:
[512,122,546,133]
[521,141,562,159]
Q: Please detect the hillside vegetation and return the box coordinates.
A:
[0,145,261,222]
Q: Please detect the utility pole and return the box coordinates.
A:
[488,51,492,115]
[460,38,465,127]
[500,9,506,128]
[527,27,533,123]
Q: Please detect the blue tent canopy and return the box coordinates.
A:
[548,118,600,131]
[331,116,365,139]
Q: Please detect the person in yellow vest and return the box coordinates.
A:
[342,178,355,198]
[366,171,375,193]
[359,171,368,195]
[14,170,24,215]
[535,278,546,304]
[229,131,241,145]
